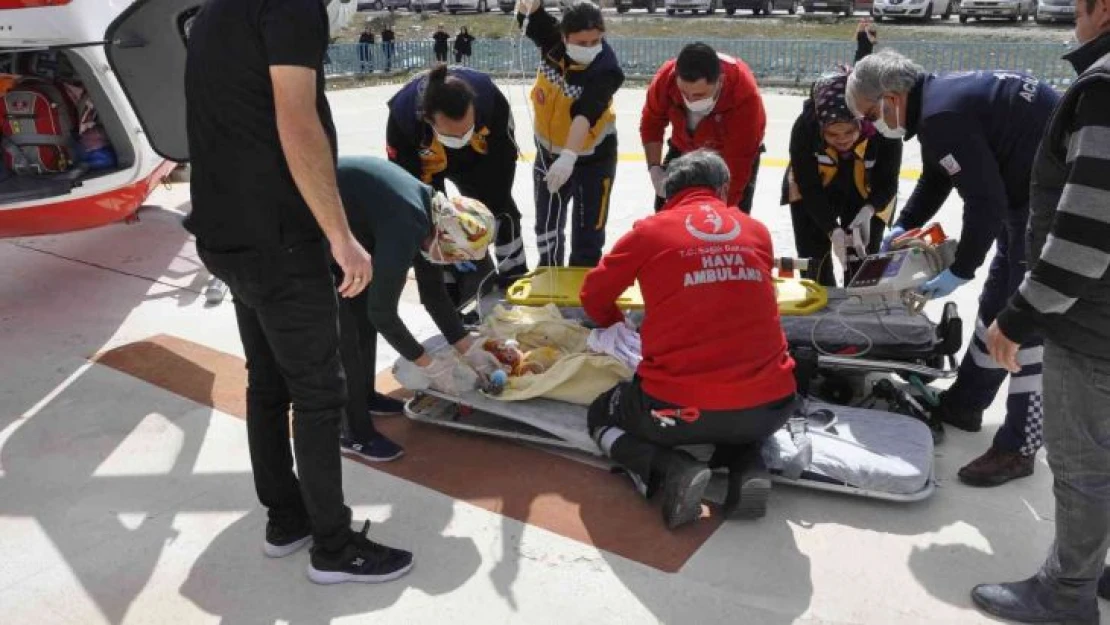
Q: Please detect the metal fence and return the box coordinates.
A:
[326,37,1075,86]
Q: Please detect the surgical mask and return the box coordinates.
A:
[683,95,717,113]
[874,97,905,140]
[565,43,602,66]
[434,126,474,150]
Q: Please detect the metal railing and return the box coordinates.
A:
[326,38,1075,86]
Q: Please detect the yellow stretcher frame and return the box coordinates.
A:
[505,267,828,316]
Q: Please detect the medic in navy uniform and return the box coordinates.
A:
[847,50,1060,488]
[386,64,528,292]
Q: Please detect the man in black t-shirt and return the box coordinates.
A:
[185,0,412,585]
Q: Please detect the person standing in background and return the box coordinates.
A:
[432,24,450,63]
[381,25,396,72]
[358,23,375,73]
[454,26,475,65]
[854,18,877,63]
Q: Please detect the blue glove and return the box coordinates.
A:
[454,261,477,273]
[918,269,969,300]
[880,225,906,253]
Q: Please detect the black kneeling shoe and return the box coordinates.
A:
[722,448,772,520]
[655,450,712,530]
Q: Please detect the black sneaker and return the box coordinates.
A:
[264,521,312,559]
[307,521,414,585]
[341,434,405,463]
[368,393,405,416]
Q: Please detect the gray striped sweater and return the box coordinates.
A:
[998,34,1110,360]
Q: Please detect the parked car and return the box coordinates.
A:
[1034,0,1074,22]
[385,0,411,9]
[959,0,1034,21]
[724,0,800,15]
[499,0,560,12]
[445,0,493,11]
[357,0,384,9]
[665,0,720,14]
[872,0,957,19]
[410,0,442,11]
[615,0,662,12]
[803,0,873,16]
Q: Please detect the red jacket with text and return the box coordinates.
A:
[640,54,766,208]
[581,188,795,411]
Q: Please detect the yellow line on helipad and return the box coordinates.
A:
[518,152,923,181]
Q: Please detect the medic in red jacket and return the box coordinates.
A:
[581,158,794,411]
[580,150,797,530]
[640,43,767,213]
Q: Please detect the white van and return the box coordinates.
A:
[0,0,185,238]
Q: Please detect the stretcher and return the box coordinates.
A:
[403,386,936,503]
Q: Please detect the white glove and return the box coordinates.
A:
[649,165,667,198]
[396,350,478,395]
[544,150,577,194]
[587,321,642,371]
[516,0,540,13]
[462,337,504,379]
[830,228,848,270]
[848,205,875,250]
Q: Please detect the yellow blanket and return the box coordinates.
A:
[481,305,632,405]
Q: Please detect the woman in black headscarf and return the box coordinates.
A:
[780,68,903,286]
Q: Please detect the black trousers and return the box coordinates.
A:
[434,48,448,63]
[587,378,796,481]
[654,144,763,214]
[199,239,352,553]
[789,201,885,287]
[337,287,381,442]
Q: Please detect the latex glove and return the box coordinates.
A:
[649,165,667,198]
[462,338,504,379]
[587,321,642,371]
[544,150,577,194]
[424,350,478,395]
[455,261,477,273]
[516,0,540,13]
[880,225,906,253]
[918,268,969,300]
[830,228,848,269]
[848,205,875,249]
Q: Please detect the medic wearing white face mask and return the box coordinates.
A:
[386,64,530,291]
[640,42,767,213]
[517,0,625,269]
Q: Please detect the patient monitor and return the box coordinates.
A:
[846,224,957,312]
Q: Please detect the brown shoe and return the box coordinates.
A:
[958,448,1034,487]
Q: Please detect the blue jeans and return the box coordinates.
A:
[1037,340,1110,602]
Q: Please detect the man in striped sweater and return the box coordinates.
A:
[971,2,1110,622]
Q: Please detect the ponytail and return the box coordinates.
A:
[422,64,475,121]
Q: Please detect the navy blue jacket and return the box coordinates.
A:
[386,67,518,214]
[896,71,1059,278]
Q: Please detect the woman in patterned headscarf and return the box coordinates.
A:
[781,68,903,286]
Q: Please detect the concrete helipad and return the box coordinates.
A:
[0,84,1101,625]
